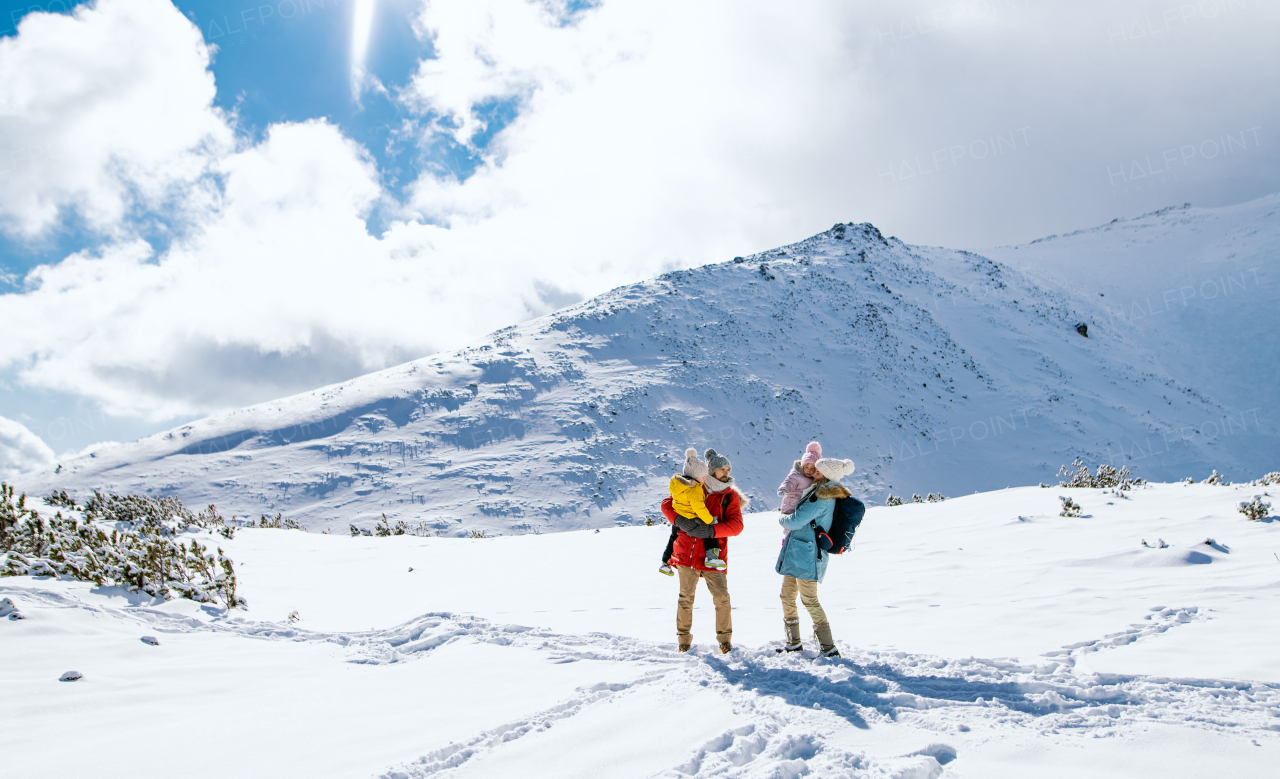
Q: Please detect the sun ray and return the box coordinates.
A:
[351,0,377,70]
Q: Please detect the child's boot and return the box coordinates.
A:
[704,551,726,571]
[658,563,675,576]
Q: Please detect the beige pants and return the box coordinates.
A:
[780,575,829,629]
[676,566,732,645]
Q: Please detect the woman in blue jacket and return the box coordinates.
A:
[775,457,856,657]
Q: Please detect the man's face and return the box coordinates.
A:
[802,463,818,478]
[713,466,731,481]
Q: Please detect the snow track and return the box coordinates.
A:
[10,584,1276,778]
[372,613,1280,778]
[1049,606,1208,660]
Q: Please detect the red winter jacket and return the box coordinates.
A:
[662,485,745,571]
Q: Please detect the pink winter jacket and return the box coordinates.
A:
[777,461,816,515]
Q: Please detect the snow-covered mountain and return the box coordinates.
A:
[20,195,1279,534]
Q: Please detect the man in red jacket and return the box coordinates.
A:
[662,448,747,653]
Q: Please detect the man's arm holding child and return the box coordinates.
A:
[690,490,715,524]
[663,497,715,538]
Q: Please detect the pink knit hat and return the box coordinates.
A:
[801,441,822,466]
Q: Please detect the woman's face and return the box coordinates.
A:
[713,466,731,481]
[802,463,818,479]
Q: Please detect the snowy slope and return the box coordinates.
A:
[4,482,1279,778]
[982,194,1278,457]
[17,196,1280,534]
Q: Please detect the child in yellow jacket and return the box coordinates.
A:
[659,449,725,575]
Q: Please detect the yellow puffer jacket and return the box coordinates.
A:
[669,475,714,524]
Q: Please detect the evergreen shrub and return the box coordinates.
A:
[1,484,246,609]
[1058,459,1144,490]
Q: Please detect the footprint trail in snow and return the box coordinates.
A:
[12,588,1273,778]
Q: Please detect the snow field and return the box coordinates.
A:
[3,481,1278,777]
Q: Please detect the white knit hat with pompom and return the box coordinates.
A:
[815,457,855,482]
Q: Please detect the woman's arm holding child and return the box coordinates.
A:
[777,471,807,515]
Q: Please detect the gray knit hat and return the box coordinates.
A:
[682,448,709,480]
[704,448,731,474]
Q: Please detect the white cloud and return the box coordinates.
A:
[402,0,873,307]
[405,0,613,148]
[0,0,230,238]
[2,119,401,418]
[403,0,1280,269]
[0,112,596,418]
[0,415,56,480]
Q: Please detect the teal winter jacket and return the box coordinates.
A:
[774,480,853,583]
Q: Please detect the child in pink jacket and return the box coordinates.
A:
[777,442,822,514]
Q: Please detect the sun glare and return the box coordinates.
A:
[352,0,377,68]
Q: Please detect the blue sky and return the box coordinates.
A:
[0,0,1277,468]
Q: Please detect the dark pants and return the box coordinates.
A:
[661,525,718,564]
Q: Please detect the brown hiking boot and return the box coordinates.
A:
[779,619,802,652]
[719,642,733,654]
[815,623,837,657]
[677,642,691,653]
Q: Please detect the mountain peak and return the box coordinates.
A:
[22,197,1279,534]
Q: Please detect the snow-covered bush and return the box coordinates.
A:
[886,495,904,507]
[43,489,77,509]
[83,490,233,539]
[1202,470,1229,486]
[0,596,23,619]
[349,515,434,537]
[1059,496,1082,517]
[1237,496,1272,521]
[1058,460,1143,490]
[904,492,948,504]
[1,484,245,609]
[247,513,306,531]
[1249,472,1280,487]
[1093,465,1140,489]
